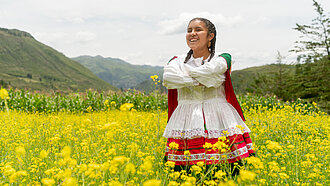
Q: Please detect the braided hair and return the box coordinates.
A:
[184,17,217,63]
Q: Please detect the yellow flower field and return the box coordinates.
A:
[0,104,329,185]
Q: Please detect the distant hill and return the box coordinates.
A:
[231,64,295,94]
[72,55,297,94]
[72,55,164,90]
[0,28,115,91]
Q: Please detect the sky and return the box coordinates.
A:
[0,0,329,70]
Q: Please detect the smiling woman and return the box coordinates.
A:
[185,18,215,60]
[162,17,255,177]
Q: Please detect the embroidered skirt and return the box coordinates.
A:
[164,131,254,166]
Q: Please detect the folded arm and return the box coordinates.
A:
[163,58,199,89]
[187,56,228,88]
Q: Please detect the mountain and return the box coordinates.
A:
[72,55,164,90]
[231,64,295,94]
[0,28,115,91]
[72,54,297,94]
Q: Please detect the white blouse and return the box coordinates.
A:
[163,53,251,139]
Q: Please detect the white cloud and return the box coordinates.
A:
[252,16,271,25]
[158,12,244,35]
[75,31,96,43]
[121,52,144,64]
[33,31,96,46]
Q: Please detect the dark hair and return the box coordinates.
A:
[184,17,217,63]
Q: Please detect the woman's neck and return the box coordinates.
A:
[192,49,210,60]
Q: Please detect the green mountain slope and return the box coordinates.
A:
[0,28,115,91]
[72,54,296,94]
[72,55,164,89]
[231,64,295,94]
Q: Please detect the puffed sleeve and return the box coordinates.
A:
[187,55,228,88]
[163,56,199,89]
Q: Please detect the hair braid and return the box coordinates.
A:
[184,17,217,63]
[184,49,193,63]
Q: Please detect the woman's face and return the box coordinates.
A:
[186,20,213,52]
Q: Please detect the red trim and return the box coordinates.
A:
[165,132,255,165]
[167,89,178,121]
[219,56,245,121]
[224,70,245,121]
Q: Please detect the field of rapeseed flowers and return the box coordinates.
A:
[0,88,329,185]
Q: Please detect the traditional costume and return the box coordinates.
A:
[163,53,254,167]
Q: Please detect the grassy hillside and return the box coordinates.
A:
[0,28,115,91]
[72,55,163,89]
[231,64,295,94]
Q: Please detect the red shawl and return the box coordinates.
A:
[167,53,245,121]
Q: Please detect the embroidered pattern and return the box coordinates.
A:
[167,146,250,162]
[166,126,248,139]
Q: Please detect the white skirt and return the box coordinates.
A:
[163,98,251,139]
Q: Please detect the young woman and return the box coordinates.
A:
[162,17,255,176]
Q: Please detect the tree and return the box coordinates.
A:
[273,51,292,100]
[291,0,330,63]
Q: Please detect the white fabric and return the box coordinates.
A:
[163,54,251,139]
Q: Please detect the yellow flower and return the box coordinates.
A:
[258,179,266,185]
[203,180,217,186]
[186,177,196,184]
[168,181,180,186]
[279,172,289,179]
[169,142,179,150]
[181,182,193,186]
[237,169,256,183]
[120,103,134,111]
[79,164,88,172]
[214,170,226,179]
[125,163,136,174]
[9,171,28,183]
[143,179,161,186]
[203,142,213,149]
[109,180,123,186]
[3,164,16,176]
[246,156,264,169]
[140,158,153,171]
[61,146,71,159]
[184,150,191,156]
[191,165,202,174]
[101,162,110,171]
[86,106,93,112]
[40,150,48,159]
[218,136,227,141]
[169,171,180,179]
[150,75,159,81]
[0,88,9,99]
[266,140,282,151]
[42,178,56,186]
[213,141,228,152]
[165,161,175,168]
[15,146,26,157]
[197,161,204,167]
[62,177,77,186]
[287,144,295,149]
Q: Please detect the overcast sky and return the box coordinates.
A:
[1,0,329,70]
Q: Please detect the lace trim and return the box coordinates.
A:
[164,126,249,139]
[166,128,206,139]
